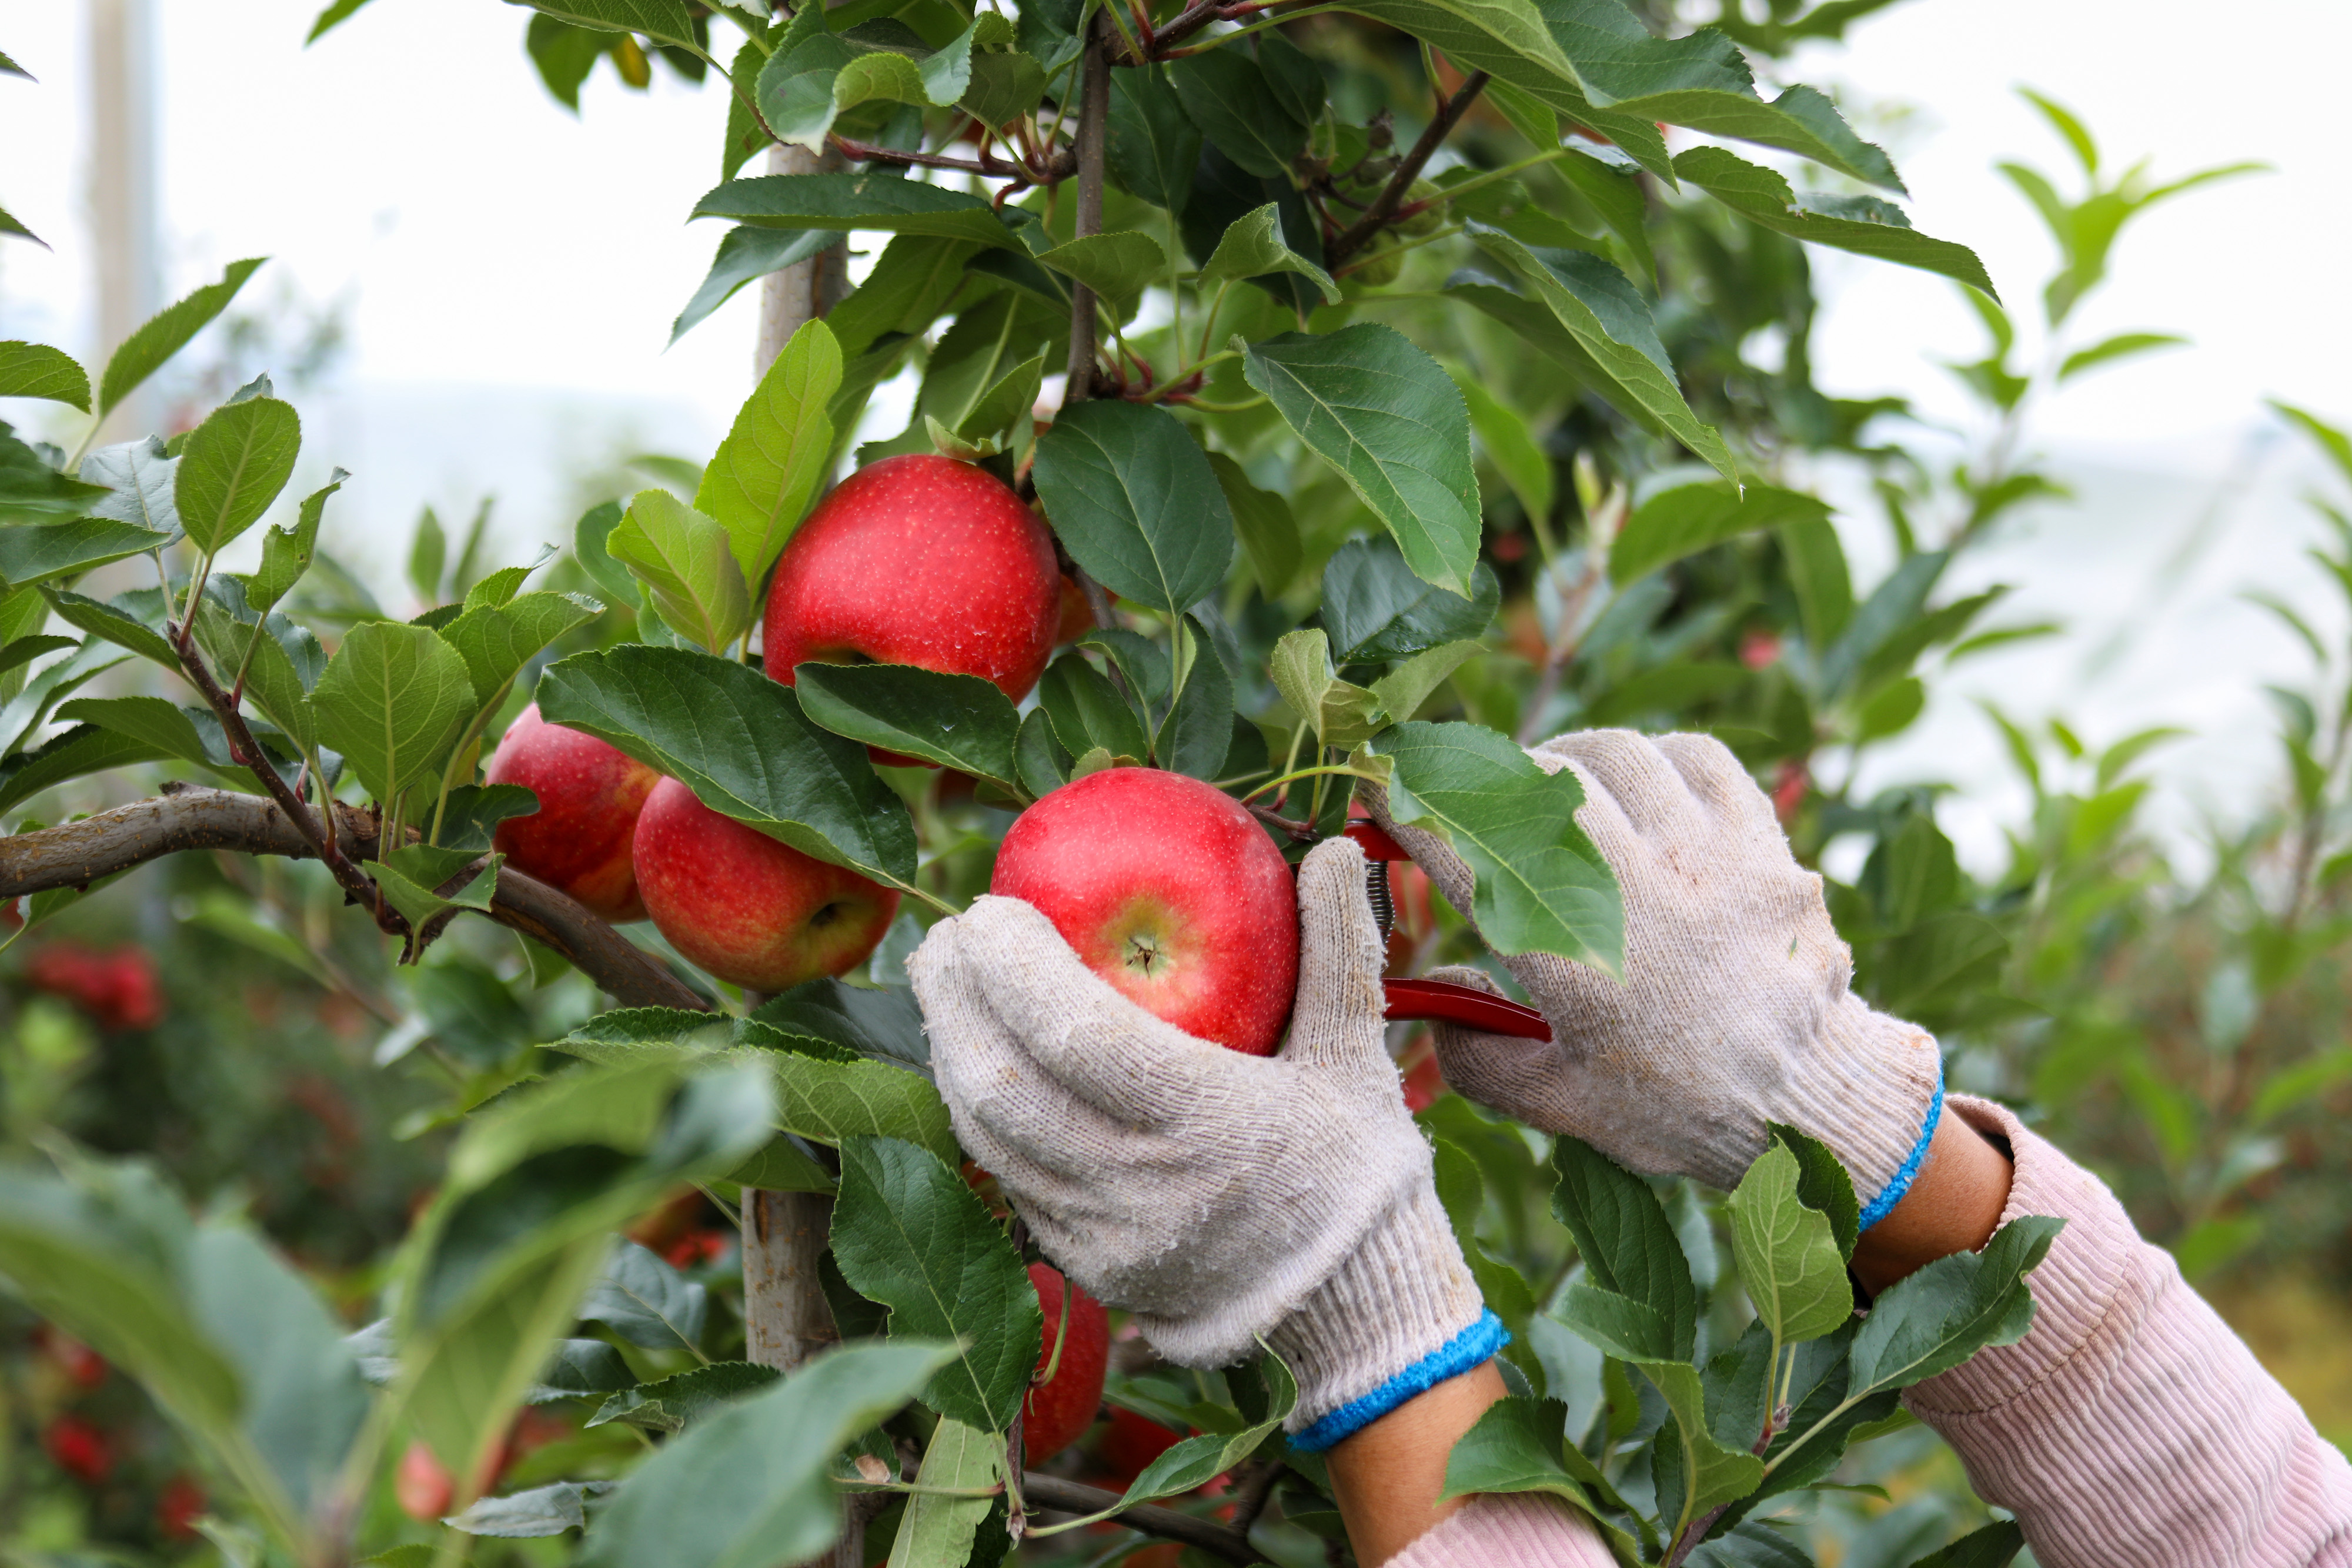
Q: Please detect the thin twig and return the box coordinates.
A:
[1061,11,1114,403]
[1226,1460,1285,1537]
[1325,70,1489,269]
[1020,1473,1267,1564]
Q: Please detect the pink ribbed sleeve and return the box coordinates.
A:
[1386,1492,1616,1567]
[1904,1095,2352,1566]
[1387,1094,2352,1568]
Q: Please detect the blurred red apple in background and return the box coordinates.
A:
[485,703,662,921]
[633,777,899,991]
[1024,1262,1109,1463]
[990,768,1298,1055]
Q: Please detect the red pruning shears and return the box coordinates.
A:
[1342,820,1555,1042]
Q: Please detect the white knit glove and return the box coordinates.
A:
[910,837,1499,1446]
[1367,730,1942,1214]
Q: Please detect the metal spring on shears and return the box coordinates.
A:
[1366,858,1395,941]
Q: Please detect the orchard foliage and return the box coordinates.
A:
[0,1,2317,1565]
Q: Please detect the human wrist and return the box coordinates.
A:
[1267,1185,1498,1453]
[1850,1108,2015,1294]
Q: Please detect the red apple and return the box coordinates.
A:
[1025,1262,1110,1464]
[1100,1407,1187,1490]
[485,703,662,921]
[990,768,1299,1055]
[633,777,900,991]
[764,453,1060,703]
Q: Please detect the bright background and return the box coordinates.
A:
[3,0,2349,872]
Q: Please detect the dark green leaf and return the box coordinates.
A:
[1374,721,1621,969]
[578,1339,957,1568]
[589,1360,782,1432]
[670,225,835,347]
[0,724,163,817]
[1015,706,1070,798]
[1038,652,1150,763]
[692,172,1021,250]
[530,1338,637,1403]
[1106,66,1201,212]
[1088,1353,1297,1515]
[1167,48,1305,179]
[1322,534,1499,662]
[1549,1137,1695,1357]
[1438,1396,1596,1508]
[0,342,90,410]
[0,517,169,590]
[0,425,113,525]
[1207,452,1301,596]
[1905,1520,2025,1568]
[1160,614,1234,781]
[1779,516,1852,651]
[524,14,611,110]
[578,1239,707,1353]
[506,0,701,51]
[1244,326,1482,596]
[429,782,539,853]
[1031,399,1233,615]
[794,661,1021,788]
[97,259,266,418]
[1612,482,1829,586]
[536,644,920,892]
[826,236,984,357]
[830,1136,1040,1431]
[1676,147,1990,295]
[1847,1215,2064,1396]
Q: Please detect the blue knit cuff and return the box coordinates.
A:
[1857,1066,1945,1232]
[1287,1309,1510,1455]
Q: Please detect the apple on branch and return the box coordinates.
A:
[484,703,663,922]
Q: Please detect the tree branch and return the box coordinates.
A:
[0,787,707,1009]
[1324,69,1489,269]
[1060,11,1114,404]
[1018,1473,1268,1564]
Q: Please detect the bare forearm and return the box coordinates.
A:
[1851,1108,2016,1295]
[1326,1360,1509,1565]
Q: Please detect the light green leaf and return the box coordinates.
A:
[78,436,181,538]
[1611,480,1829,586]
[191,593,325,751]
[1199,204,1339,303]
[1438,1397,1601,1516]
[1061,1352,1297,1524]
[505,0,701,50]
[1244,325,1481,595]
[536,643,920,891]
[608,488,751,654]
[1375,721,1621,970]
[693,172,1023,252]
[1728,1142,1852,1351]
[2057,331,2186,384]
[0,518,171,590]
[1846,1215,2064,1397]
[1466,226,1736,482]
[579,1340,957,1568]
[0,342,91,410]
[1676,146,1992,295]
[1372,640,1480,723]
[1449,370,1555,531]
[442,591,603,710]
[39,587,178,669]
[833,49,930,116]
[886,1417,1002,1567]
[98,258,266,418]
[769,1052,958,1166]
[1035,231,1168,312]
[831,1136,1040,1432]
[1205,452,1300,595]
[175,395,302,557]
[369,845,502,932]
[308,620,477,807]
[1641,1359,1765,1516]
[698,319,841,589]
[1031,399,1234,616]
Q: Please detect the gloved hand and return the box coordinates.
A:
[1367,730,1942,1217]
[910,837,1502,1451]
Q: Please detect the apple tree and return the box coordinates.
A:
[0,1,2220,1563]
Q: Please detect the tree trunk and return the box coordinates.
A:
[743,136,861,1568]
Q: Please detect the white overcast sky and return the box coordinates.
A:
[3,0,2350,867]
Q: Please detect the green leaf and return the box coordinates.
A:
[699,319,841,588]
[770,1054,957,1165]
[1612,481,1829,586]
[1450,371,1555,532]
[1322,534,1499,663]
[1207,452,1301,595]
[435,783,543,852]
[2271,400,2352,492]
[442,591,602,710]
[1244,325,1482,596]
[794,662,1021,790]
[1,426,115,525]
[1160,614,1235,781]
[1675,147,1992,296]
[1167,47,1305,179]
[1466,227,1735,481]
[1200,204,1339,304]
[961,48,1050,129]
[1779,516,1852,651]
[1765,1123,1859,1262]
[536,643,920,891]
[1374,721,1622,969]
[827,236,984,357]
[1090,1351,1297,1514]
[308,620,477,807]
[1015,706,1069,798]
[1035,231,1168,312]
[97,258,266,418]
[1552,140,1656,285]
[693,172,1022,250]
[580,1239,707,1353]
[1031,399,1233,616]
[242,470,346,616]
[1846,1215,2064,1396]
[670,226,834,347]
[0,724,166,815]
[886,1416,1003,1567]
[0,202,45,249]
[52,696,239,775]
[1643,1359,1766,1519]
[1906,1520,2026,1568]
[78,435,181,538]
[1439,1396,1601,1514]
[1106,66,1201,212]
[833,51,931,119]
[1038,651,1151,763]
[588,1361,783,1432]
[578,1339,957,1568]
[0,633,76,678]
[0,518,169,590]
[447,1480,617,1539]
[1549,1137,1695,1356]
[1727,1142,1852,1350]
[402,1064,773,1492]
[368,845,502,933]
[175,394,302,557]
[0,342,90,410]
[607,489,751,654]
[2057,331,2186,384]
[1372,640,1480,724]
[505,0,701,51]
[191,590,325,751]
[830,1135,1040,1432]
[1269,628,1379,750]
